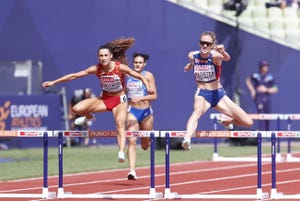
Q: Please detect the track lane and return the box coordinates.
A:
[1,161,300,200]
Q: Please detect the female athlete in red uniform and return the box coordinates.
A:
[42,37,153,162]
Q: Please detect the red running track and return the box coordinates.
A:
[1,156,300,201]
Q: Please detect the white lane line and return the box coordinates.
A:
[3,163,300,199]
[0,162,257,193]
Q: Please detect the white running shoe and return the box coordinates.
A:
[127,170,138,180]
[217,118,234,130]
[74,117,87,126]
[118,151,126,163]
[74,116,96,126]
[181,138,191,151]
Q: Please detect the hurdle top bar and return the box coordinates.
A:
[52,130,160,137]
[210,113,300,120]
[0,130,53,137]
[160,130,300,138]
[2,130,300,138]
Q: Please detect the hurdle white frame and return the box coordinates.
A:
[282,114,300,162]
[209,113,300,162]
[4,130,300,199]
[54,130,163,199]
[164,191,268,200]
[161,130,269,200]
[267,132,300,200]
[0,130,56,199]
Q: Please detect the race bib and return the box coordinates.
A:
[120,94,127,103]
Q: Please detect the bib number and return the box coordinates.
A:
[120,94,127,103]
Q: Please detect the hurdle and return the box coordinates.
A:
[268,131,300,199]
[209,113,296,162]
[284,114,300,162]
[161,130,269,200]
[54,130,163,199]
[0,130,56,199]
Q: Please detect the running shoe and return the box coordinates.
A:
[74,116,96,126]
[181,138,191,151]
[127,170,138,180]
[118,151,126,163]
[217,118,234,130]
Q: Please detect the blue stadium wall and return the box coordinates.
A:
[0,0,299,136]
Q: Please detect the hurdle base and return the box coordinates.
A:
[164,187,268,200]
[149,188,163,199]
[57,187,72,198]
[286,153,300,162]
[256,188,269,199]
[42,187,56,199]
[58,193,163,199]
[165,193,267,199]
[56,188,162,199]
[276,193,300,199]
[270,188,278,200]
[42,187,48,198]
[276,153,284,162]
[212,155,272,162]
[57,188,64,198]
[164,188,178,199]
[212,153,219,161]
[0,193,49,198]
[0,190,56,199]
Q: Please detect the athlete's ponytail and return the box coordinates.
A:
[98,37,135,65]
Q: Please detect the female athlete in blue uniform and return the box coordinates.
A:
[182,31,253,150]
[126,52,157,180]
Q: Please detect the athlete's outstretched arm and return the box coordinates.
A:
[42,65,97,88]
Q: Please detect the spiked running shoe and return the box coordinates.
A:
[127,170,137,180]
[74,116,96,126]
[217,118,234,130]
[181,138,191,151]
[118,151,126,163]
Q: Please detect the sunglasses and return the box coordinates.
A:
[199,41,213,46]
